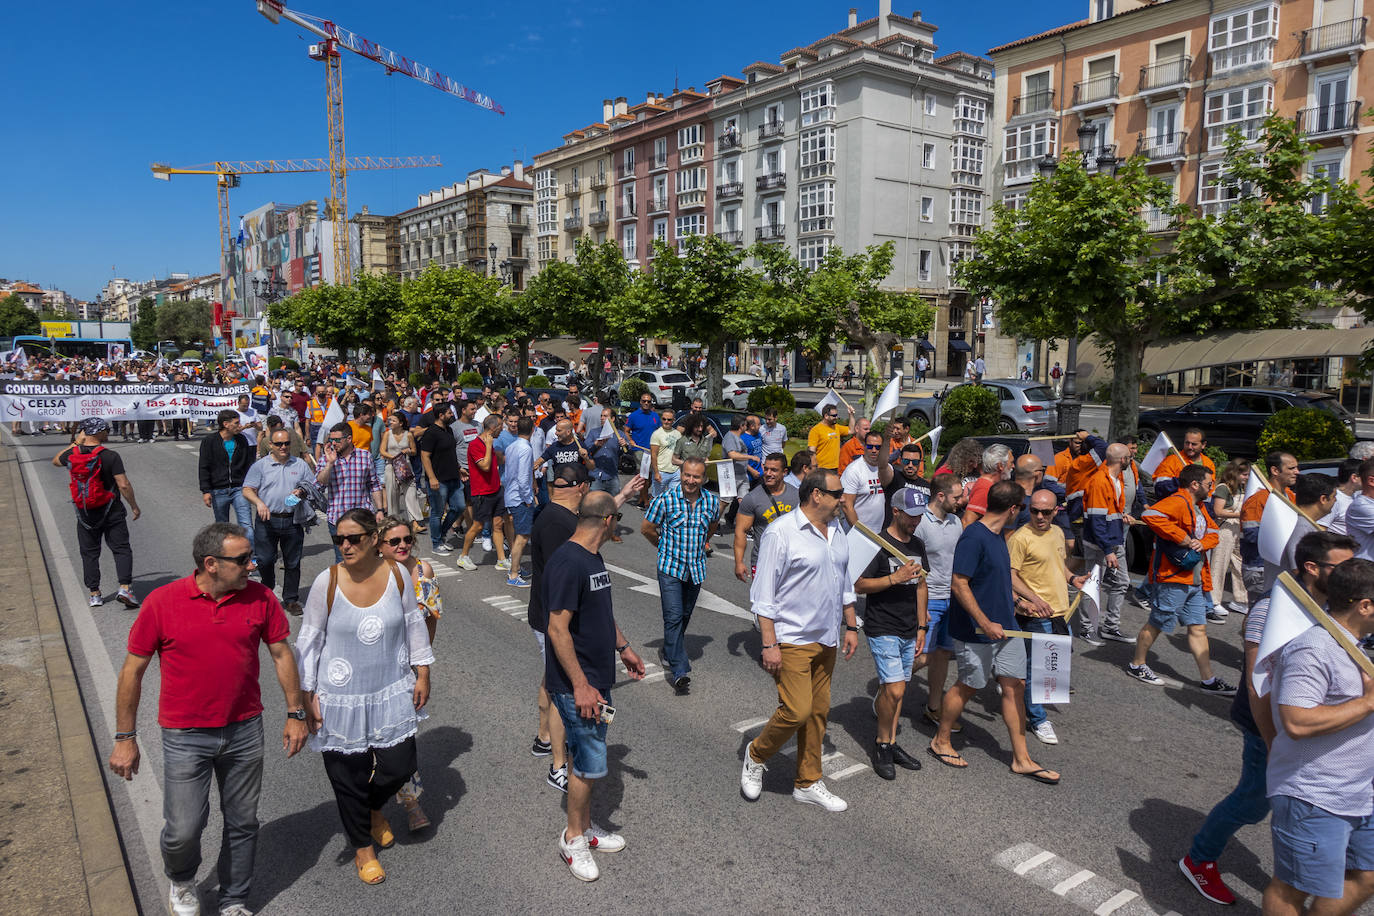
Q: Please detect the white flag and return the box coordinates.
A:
[814,389,843,413]
[1079,564,1103,616]
[1259,492,1300,566]
[924,425,943,464]
[1028,437,1057,467]
[1244,466,1265,502]
[872,371,903,421]
[716,460,736,496]
[315,397,345,445]
[638,450,652,479]
[845,525,884,587]
[240,345,270,376]
[1140,431,1174,475]
[1029,633,1072,704]
[1252,575,1316,697]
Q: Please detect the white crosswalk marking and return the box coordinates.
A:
[728,716,867,781]
[997,842,1198,915]
[482,595,527,617]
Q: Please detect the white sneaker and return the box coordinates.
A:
[584,823,626,852]
[740,741,765,800]
[495,558,511,571]
[792,780,847,812]
[481,536,493,552]
[558,829,599,882]
[168,879,200,916]
[1030,720,1059,745]
[219,906,253,916]
[1225,600,1248,615]
[456,555,478,571]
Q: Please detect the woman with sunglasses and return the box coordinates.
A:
[377,517,442,831]
[296,508,434,885]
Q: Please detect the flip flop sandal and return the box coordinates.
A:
[356,859,386,885]
[926,746,968,769]
[1013,767,1060,785]
[923,707,963,733]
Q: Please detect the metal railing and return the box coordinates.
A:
[620,162,636,178]
[1073,73,1119,106]
[716,180,743,199]
[1136,129,1188,160]
[617,202,637,219]
[758,121,785,140]
[715,230,743,244]
[756,173,786,191]
[587,210,609,228]
[755,223,785,241]
[1302,17,1367,56]
[1012,89,1054,117]
[1296,102,1360,135]
[718,131,741,149]
[590,173,608,190]
[648,196,669,213]
[651,154,668,170]
[563,215,584,231]
[1139,56,1191,92]
[564,179,581,195]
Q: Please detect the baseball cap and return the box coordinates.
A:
[890,487,929,516]
[79,418,110,435]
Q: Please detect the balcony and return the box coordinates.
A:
[800,161,835,181]
[715,229,744,245]
[616,202,638,220]
[1296,102,1361,138]
[619,162,636,180]
[799,217,834,234]
[679,146,704,164]
[953,117,986,138]
[564,215,584,232]
[1301,18,1366,62]
[588,209,609,228]
[1011,90,1054,117]
[1144,207,1177,233]
[758,121,785,141]
[622,242,638,260]
[508,213,530,230]
[1072,73,1120,108]
[677,190,707,210]
[1136,129,1188,162]
[1139,56,1191,98]
[590,172,608,190]
[716,180,743,200]
[756,173,786,192]
[718,130,741,150]
[755,223,786,242]
[952,169,983,188]
[1210,39,1275,75]
[564,179,581,196]
[648,196,670,214]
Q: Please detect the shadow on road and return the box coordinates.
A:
[1119,796,1265,915]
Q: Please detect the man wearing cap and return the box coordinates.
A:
[853,488,929,779]
[53,419,142,609]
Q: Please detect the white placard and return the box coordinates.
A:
[639,451,652,479]
[717,460,736,495]
[1029,633,1072,704]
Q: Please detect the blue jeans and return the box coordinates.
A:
[253,516,304,603]
[658,571,702,680]
[1189,730,1270,862]
[161,716,264,908]
[652,470,679,500]
[428,478,466,549]
[550,691,611,779]
[210,487,256,562]
[1020,615,1057,728]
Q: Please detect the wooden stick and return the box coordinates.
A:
[1062,592,1082,622]
[1252,465,1327,530]
[851,519,920,566]
[975,628,1039,639]
[1277,571,1374,677]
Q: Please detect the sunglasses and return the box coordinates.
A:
[820,488,844,498]
[385,535,416,547]
[900,458,920,465]
[864,443,882,450]
[271,440,291,447]
[331,533,370,546]
[581,511,623,521]
[1029,507,1057,516]
[213,552,253,567]
[328,436,348,443]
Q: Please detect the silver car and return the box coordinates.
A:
[950,379,1060,433]
[687,373,763,410]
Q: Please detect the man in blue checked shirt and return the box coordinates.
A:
[641,456,720,694]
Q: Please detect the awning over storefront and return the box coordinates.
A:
[948,339,972,352]
[917,340,936,352]
[531,338,590,365]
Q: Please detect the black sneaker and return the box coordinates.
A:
[672,674,691,695]
[889,743,922,771]
[1077,628,1106,647]
[531,737,553,757]
[1199,677,1238,697]
[547,763,568,792]
[872,742,896,780]
[1099,626,1137,644]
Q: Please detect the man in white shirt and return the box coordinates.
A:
[1345,458,1374,561]
[235,393,262,447]
[841,430,894,531]
[759,409,788,457]
[1321,458,1361,534]
[740,470,860,813]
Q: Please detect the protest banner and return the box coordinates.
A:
[0,379,248,423]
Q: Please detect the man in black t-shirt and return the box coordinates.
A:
[882,442,932,527]
[544,491,646,883]
[418,402,464,556]
[854,487,929,779]
[53,418,142,609]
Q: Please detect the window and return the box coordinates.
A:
[536,196,558,234]
[1205,82,1272,148]
[764,148,784,175]
[675,167,706,193]
[537,237,553,263]
[798,181,835,233]
[652,176,668,208]
[922,143,935,169]
[653,219,668,243]
[622,184,636,215]
[955,96,987,135]
[1309,156,1344,214]
[1093,0,1114,21]
[721,208,740,233]
[918,249,932,282]
[1313,72,1352,132]
[1209,4,1278,73]
[920,197,934,221]
[950,190,983,227]
[624,148,635,167]
[1001,189,1028,211]
[1004,120,1058,181]
[621,224,636,259]
[799,127,834,178]
[799,237,830,270]
[764,102,784,127]
[677,125,704,163]
[1198,160,1247,215]
[952,137,984,181]
[948,240,974,272]
[800,82,835,126]
[675,213,705,239]
[535,168,556,192]
[722,158,739,183]
[652,137,668,168]
[924,93,937,115]
[1024,71,1051,103]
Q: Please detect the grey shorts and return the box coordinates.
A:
[954,637,1027,690]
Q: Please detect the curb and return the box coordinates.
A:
[3,441,138,916]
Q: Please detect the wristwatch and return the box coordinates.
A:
[286,708,308,720]
[845,625,860,632]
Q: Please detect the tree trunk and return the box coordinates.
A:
[1108,333,1149,441]
[516,339,530,385]
[592,344,608,400]
[706,338,727,408]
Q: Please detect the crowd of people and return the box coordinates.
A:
[19,347,1374,912]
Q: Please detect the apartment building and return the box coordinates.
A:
[355,206,401,277]
[531,102,622,268]
[397,162,534,290]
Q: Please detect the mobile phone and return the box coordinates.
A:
[597,701,616,725]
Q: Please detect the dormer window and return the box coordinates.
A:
[1092,0,1113,22]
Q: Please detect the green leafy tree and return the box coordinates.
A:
[0,294,40,337]
[1321,129,1374,361]
[959,115,1338,439]
[269,274,401,358]
[396,264,504,360]
[1257,407,1355,460]
[939,383,1000,440]
[155,299,214,350]
[132,297,159,351]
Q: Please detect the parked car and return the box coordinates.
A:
[1137,388,1357,458]
[626,368,695,406]
[904,380,1057,433]
[173,357,203,369]
[687,373,764,410]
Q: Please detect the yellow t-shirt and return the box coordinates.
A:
[1008,524,1068,614]
[349,419,373,451]
[807,422,849,470]
[650,427,682,474]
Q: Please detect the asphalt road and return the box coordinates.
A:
[11,428,1305,915]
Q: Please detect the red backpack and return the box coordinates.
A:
[68,446,116,510]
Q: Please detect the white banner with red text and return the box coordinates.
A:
[0,380,249,423]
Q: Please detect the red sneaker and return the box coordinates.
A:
[1179,855,1236,905]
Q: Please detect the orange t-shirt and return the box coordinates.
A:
[837,436,865,473]
[349,419,373,451]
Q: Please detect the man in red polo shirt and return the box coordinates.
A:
[108,522,309,916]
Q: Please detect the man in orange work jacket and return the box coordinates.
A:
[1125,463,1238,697]
[1151,428,1216,499]
[1237,450,1298,612]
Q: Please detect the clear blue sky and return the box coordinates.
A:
[0,0,1084,301]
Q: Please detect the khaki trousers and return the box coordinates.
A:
[749,642,837,788]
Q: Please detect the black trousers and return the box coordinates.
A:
[76,501,133,592]
[253,517,304,603]
[321,737,417,848]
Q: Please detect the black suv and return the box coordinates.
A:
[1137,388,1356,458]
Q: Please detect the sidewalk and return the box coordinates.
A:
[0,439,136,916]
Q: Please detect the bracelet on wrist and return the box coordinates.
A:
[615,643,630,654]
[114,731,137,741]
[761,642,779,650]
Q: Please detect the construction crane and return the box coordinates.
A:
[151,156,441,307]
[255,0,504,286]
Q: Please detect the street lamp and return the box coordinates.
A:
[498,258,512,285]
[488,242,498,277]
[252,274,287,305]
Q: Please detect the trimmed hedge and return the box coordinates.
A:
[778,409,821,440]
[747,385,796,415]
[455,370,483,388]
[617,376,649,404]
[1257,407,1355,461]
[939,384,1000,441]
[267,356,300,372]
[408,372,428,389]
[527,374,552,388]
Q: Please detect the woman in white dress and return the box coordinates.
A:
[296,508,434,885]
[379,413,423,524]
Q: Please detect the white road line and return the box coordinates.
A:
[1014,850,1057,875]
[820,751,845,763]
[640,672,665,683]
[731,716,771,733]
[602,561,752,621]
[1053,870,1096,896]
[1093,890,1138,915]
[435,570,462,578]
[827,762,869,781]
[175,443,194,451]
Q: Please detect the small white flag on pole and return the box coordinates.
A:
[638,450,652,479]
[1245,465,1265,502]
[240,345,270,376]
[1140,431,1174,476]
[716,460,736,496]
[845,525,884,586]
[1258,492,1300,566]
[923,424,943,463]
[315,397,344,445]
[872,371,904,421]
[1079,564,1103,615]
[1252,574,1317,697]
[1028,437,1057,466]
[1029,633,1072,704]
[814,389,843,413]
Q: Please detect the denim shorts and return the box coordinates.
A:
[509,502,535,537]
[1271,794,1374,900]
[924,597,956,653]
[867,634,917,683]
[954,637,1027,691]
[1148,582,1209,634]
[551,691,610,779]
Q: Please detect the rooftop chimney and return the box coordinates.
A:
[848,7,857,27]
[513,159,524,182]
[878,0,891,37]
[647,91,656,104]
[500,165,512,177]
[602,98,614,121]
[913,9,922,22]
[614,96,628,116]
